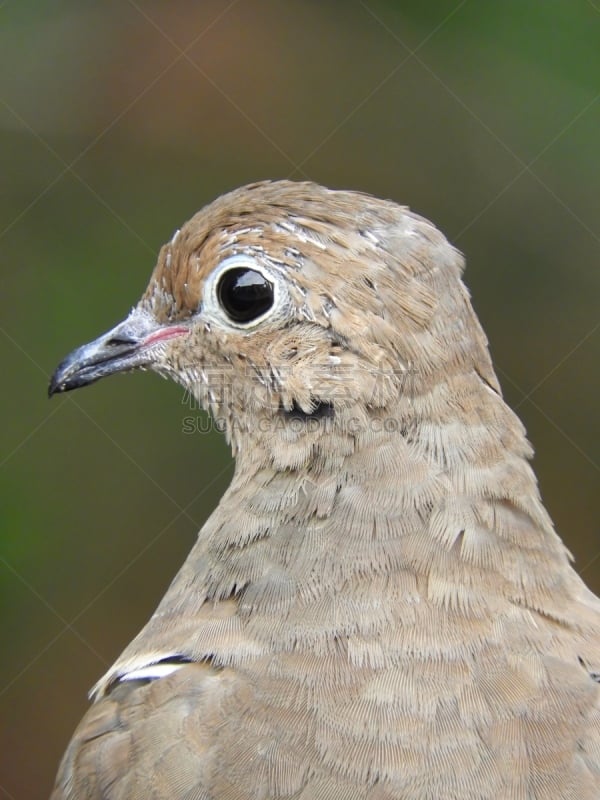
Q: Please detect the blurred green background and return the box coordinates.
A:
[1,2,599,797]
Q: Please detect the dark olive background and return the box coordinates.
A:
[1,2,599,797]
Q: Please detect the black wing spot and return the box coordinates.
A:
[578,654,600,683]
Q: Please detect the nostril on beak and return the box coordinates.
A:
[104,333,139,347]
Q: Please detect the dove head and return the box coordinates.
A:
[49,180,499,465]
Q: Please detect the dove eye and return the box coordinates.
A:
[216,267,275,324]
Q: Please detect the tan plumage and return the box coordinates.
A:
[49,180,600,799]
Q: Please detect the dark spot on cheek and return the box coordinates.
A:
[280,400,335,422]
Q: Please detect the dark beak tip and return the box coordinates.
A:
[48,364,65,398]
[48,355,76,398]
[48,358,104,397]
[47,325,146,399]
[46,310,171,399]
[48,375,65,397]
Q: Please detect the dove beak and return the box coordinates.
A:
[48,309,189,396]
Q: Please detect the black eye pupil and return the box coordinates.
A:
[217,267,274,324]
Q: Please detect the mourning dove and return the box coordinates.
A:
[48,180,600,799]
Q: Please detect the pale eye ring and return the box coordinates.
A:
[217,267,274,324]
[203,255,284,329]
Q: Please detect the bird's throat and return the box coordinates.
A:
[103,374,573,686]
